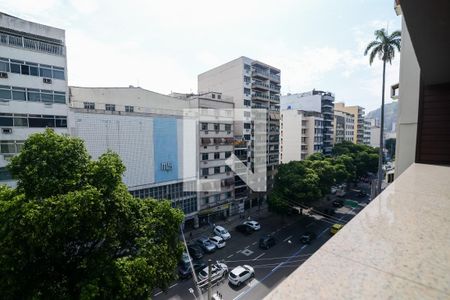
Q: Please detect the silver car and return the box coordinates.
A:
[196,236,216,253]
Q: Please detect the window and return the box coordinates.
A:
[55,116,67,128]
[214,123,220,131]
[52,67,65,80]
[244,88,251,95]
[0,113,13,126]
[0,167,12,181]
[125,105,134,112]
[39,65,52,78]
[202,168,209,176]
[10,60,21,73]
[225,166,231,173]
[225,124,231,131]
[212,94,216,99]
[12,87,26,101]
[225,151,232,158]
[244,123,251,129]
[202,153,208,160]
[21,64,30,75]
[0,86,11,100]
[27,89,40,102]
[0,58,9,72]
[214,152,220,160]
[244,100,251,106]
[217,94,221,99]
[84,102,95,109]
[53,92,66,104]
[0,141,16,154]
[244,111,251,117]
[244,76,250,83]
[214,167,221,174]
[13,114,27,127]
[201,123,208,130]
[105,104,115,111]
[40,90,53,103]
[27,63,39,76]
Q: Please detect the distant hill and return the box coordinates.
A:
[366,102,398,132]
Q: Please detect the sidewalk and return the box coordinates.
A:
[184,205,272,242]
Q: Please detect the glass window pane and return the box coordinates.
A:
[0,88,11,100]
[13,117,28,127]
[53,92,66,104]
[55,117,67,128]
[0,60,9,72]
[39,66,52,78]
[0,114,13,126]
[12,90,26,101]
[28,89,40,101]
[29,65,38,76]
[10,63,20,73]
[0,142,15,154]
[41,91,53,102]
[21,64,29,75]
[52,69,65,80]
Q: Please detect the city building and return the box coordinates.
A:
[282,90,334,154]
[169,92,235,225]
[366,118,381,148]
[280,109,323,163]
[68,86,200,228]
[198,56,281,211]
[333,113,345,144]
[334,110,355,143]
[0,12,68,186]
[334,102,366,144]
[363,119,371,145]
[265,1,450,298]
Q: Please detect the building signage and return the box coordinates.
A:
[160,161,173,171]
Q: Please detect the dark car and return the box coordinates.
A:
[235,224,253,235]
[300,232,317,244]
[178,260,207,279]
[357,190,367,197]
[332,199,344,208]
[259,235,276,249]
[187,244,204,259]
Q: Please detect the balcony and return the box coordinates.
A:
[269,73,280,82]
[0,32,65,56]
[264,164,450,299]
[252,81,270,90]
[270,95,280,102]
[252,93,270,101]
[269,84,281,92]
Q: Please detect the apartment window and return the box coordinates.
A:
[0,113,13,126]
[12,87,26,101]
[0,58,9,72]
[214,152,220,160]
[27,63,39,76]
[53,92,66,103]
[244,88,251,95]
[27,89,40,102]
[225,124,231,131]
[105,104,115,111]
[202,153,208,160]
[10,60,21,73]
[39,65,53,78]
[212,94,216,99]
[203,197,209,205]
[13,114,27,127]
[214,167,221,174]
[244,76,250,83]
[225,166,231,172]
[217,94,221,99]
[202,168,209,176]
[244,64,251,71]
[244,100,251,106]
[214,123,220,131]
[244,134,251,140]
[20,64,30,75]
[244,111,251,117]
[84,102,95,109]
[52,67,65,80]
[244,123,251,129]
[201,122,208,130]
[0,86,11,100]
[40,90,53,103]
[125,105,134,112]
[225,151,231,158]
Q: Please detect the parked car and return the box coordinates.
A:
[187,244,204,259]
[178,260,207,279]
[213,225,231,240]
[243,220,261,231]
[209,236,226,249]
[180,252,192,265]
[332,199,344,208]
[196,237,217,253]
[330,223,344,235]
[336,189,346,197]
[259,235,276,249]
[300,231,317,244]
[235,224,253,235]
[228,265,255,286]
[331,186,338,194]
[198,262,228,281]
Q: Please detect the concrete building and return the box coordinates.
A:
[280,109,323,163]
[333,113,345,144]
[198,56,281,211]
[282,90,334,154]
[69,86,201,227]
[170,92,235,225]
[334,102,366,144]
[366,118,381,148]
[333,110,355,143]
[0,13,68,186]
[363,119,371,145]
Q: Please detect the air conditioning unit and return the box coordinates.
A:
[0,72,8,78]
[43,78,52,84]
[2,128,12,134]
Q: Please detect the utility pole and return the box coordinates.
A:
[207,259,212,300]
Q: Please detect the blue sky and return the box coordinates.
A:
[0,0,401,112]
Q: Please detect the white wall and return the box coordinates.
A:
[281,94,322,112]
[280,110,303,163]
[395,17,421,177]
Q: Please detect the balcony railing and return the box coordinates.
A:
[252,81,270,89]
[252,69,270,78]
[0,32,65,56]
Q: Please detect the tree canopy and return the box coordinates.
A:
[0,129,184,299]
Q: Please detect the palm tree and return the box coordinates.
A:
[364,28,401,196]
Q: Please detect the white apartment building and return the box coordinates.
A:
[0,13,68,186]
[334,102,366,144]
[281,90,334,154]
[333,110,355,143]
[69,86,202,227]
[170,92,235,225]
[363,119,372,145]
[280,109,323,163]
[198,56,280,210]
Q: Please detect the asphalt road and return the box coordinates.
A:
[154,188,371,300]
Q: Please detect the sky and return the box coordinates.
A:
[0,0,401,112]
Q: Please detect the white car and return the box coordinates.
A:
[213,225,231,240]
[244,220,261,231]
[228,265,255,286]
[209,236,226,249]
[198,262,228,281]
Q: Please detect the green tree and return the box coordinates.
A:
[364,28,401,194]
[0,129,184,299]
[268,161,321,215]
[304,158,336,196]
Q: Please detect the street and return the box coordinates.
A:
[154,189,370,300]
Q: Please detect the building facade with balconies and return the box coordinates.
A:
[0,12,68,186]
[334,102,366,144]
[280,109,323,163]
[333,110,355,144]
[198,56,280,212]
[281,90,334,154]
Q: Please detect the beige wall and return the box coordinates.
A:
[395,17,421,177]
